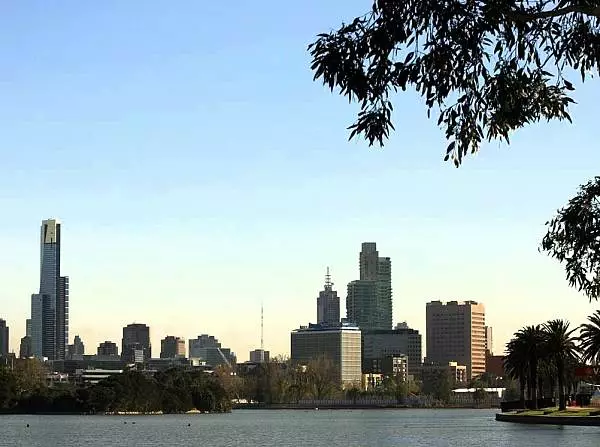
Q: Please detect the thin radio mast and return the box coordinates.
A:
[260,301,265,363]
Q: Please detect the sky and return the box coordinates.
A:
[1,1,599,361]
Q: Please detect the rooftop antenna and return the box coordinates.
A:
[260,301,264,352]
[325,266,333,290]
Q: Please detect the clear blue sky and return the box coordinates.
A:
[1,1,599,360]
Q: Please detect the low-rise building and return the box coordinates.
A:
[486,354,505,378]
[249,349,270,363]
[421,361,467,385]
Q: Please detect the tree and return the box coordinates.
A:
[520,325,546,409]
[543,319,579,410]
[505,336,529,408]
[309,0,599,165]
[422,370,452,403]
[309,1,600,300]
[473,387,487,407]
[305,357,340,400]
[579,310,600,365]
[542,178,600,301]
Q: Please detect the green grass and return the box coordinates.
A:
[511,408,600,417]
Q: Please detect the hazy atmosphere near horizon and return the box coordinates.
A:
[1,1,599,360]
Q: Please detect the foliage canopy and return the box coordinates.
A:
[309,0,599,165]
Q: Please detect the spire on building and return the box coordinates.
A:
[324,266,333,290]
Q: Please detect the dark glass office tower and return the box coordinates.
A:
[32,219,69,360]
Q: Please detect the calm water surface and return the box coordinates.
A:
[2,409,599,447]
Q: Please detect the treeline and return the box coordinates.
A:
[504,313,600,411]
[233,356,507,405]
[0,361,231,414]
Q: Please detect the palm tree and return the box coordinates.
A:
[505,337,528,408]
[518,325,545,409]
[580,311,600,365]
[543,319,579,410]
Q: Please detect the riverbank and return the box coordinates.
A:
[496,408,600,426]
[234,403,498,410]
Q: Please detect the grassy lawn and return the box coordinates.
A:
[512,408,600,417]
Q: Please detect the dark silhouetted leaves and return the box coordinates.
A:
[542,177,600,301]
[308,0,599,165]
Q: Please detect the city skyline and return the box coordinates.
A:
[0,1,598,362]
[1,218,598,361]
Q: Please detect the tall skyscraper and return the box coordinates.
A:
[485,326,493,355]
[346,242,392,330]
[0,319,9,356]
[30,219,69,360]
[317,267,340,326]
[426,300,486,380]
[122,323,151,363]
[160,336,186,358]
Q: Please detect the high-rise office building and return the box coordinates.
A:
[317,267,340,326]
[290,322,362,387]
[362,326,422,378]
[98,341,119,357]
[189,334,236,368]
[0,319,9,356]
[30,294,44,358]
[426,300,486,380]
[346,243,392,330]
[30,219,69,360]
[485,326,493,355]
[122,323,151,363]
[19,336,32,358]
[67,335,85,359]
[160,336,186,359]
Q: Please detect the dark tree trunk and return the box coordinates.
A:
[530,358,538,410]
[519,373,526,409]
[558,360,566,411]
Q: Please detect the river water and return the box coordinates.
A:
[2,409,598,446]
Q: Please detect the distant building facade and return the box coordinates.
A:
[426,300,486,380]
[19,336,32,358]
[362,327,422,378]
[249,349,270,363]
[317,267,340,326]
[486,354,505,378]
[346,243,392,331]
[422,361,467,385]
[189,334,236,368]
[0,319,8,357]
[160,336,186,359]
[485,326,493,355]
[97,341,119,357]
[290,322,362,387]
[67,335,85,359]
[122,323,151,363]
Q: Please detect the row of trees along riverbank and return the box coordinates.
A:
[505,312,600,411]
[0,355,511,414]
[0,361,231,414]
